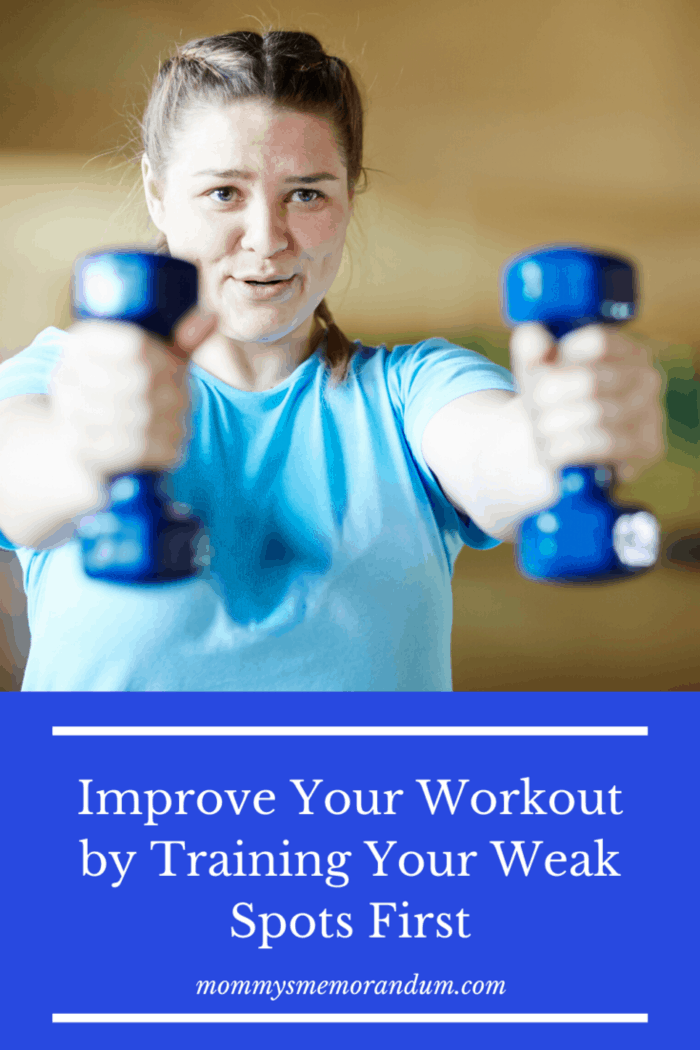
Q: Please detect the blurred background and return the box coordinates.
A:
[0,0,698,691]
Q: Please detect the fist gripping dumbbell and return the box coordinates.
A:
[501,244,660,583]
[72,250,204,583]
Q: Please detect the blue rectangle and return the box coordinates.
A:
[1,693,695,1049]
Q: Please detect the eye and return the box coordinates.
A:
[208,186,238,203]
[289,188,326,205]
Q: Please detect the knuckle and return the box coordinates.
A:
[588,402,605,427]
[533,376,564,406]
[646,368,662,395]
[586,427,614,458]
[535,410,564,437]
[580,370,598,398]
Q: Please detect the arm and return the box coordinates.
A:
[0,311,213,550]
[422,323,664,543]
[0,394,102,549]
[422,388,556,542]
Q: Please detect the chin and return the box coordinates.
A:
[219,312,312,345]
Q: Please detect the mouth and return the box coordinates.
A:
[243,277,292,285]
[231,274,299,301]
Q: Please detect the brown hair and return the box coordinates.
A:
[141,30,366,382]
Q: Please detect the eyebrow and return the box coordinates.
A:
[193,168,339,183]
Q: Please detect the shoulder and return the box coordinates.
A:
[373,336,514,403]
[0,326,69,372]
[349,335,511,374]
[387,336,511,374]
[1,325,68,360]
[0,326,68,401]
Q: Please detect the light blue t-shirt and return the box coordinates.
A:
[0,327,514,691]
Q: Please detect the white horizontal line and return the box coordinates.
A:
[52,1013,648,1024]
[51,726,648,737]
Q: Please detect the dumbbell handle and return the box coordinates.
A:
[501,244,660,583]
[72,250,203,584]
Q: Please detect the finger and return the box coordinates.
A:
[68,314,215,361]
[66,319,153,360]
[593,387,659,430]
[618,404,665,460]
[172,305,218,358]
[593,362,639,392]
[559,325,651,366]
[532,368,597,408]
[509,322,557,384]
[597,368,662,414]
[588,409,664,474]
[538,402,605,440]
[557,325,607,364]
[545,424,613,466]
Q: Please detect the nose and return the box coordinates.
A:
[239,196,290,257]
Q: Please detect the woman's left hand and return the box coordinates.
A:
[422,321,665,542]
[509,322,664,480]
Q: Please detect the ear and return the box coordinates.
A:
[141,155,166,230]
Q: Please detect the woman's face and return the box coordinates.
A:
[142,100,353,345]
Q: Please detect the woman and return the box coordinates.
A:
[0,30,662,691]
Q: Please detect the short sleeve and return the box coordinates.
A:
[0,327,66,549]
[0,326,66,402]
[386,337,516,550]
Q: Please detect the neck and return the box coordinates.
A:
[191,314,325,392]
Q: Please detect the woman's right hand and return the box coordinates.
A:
[0,307,216,549]
[53,307,216,481]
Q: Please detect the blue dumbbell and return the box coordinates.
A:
[501,244,660,583]
[72,250,204,583]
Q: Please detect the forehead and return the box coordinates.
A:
[168,99,346,177]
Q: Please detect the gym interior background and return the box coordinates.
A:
[1,0,698,691]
